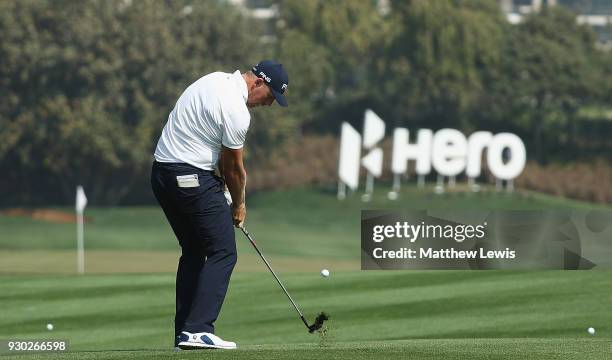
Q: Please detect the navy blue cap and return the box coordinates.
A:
[252,60,288,107]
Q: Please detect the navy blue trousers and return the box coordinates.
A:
[150,161,237,346]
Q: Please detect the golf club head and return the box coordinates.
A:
[308,312,330,333]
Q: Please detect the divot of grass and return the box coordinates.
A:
[317,321,336,348]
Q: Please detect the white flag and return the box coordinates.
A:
[76,186,88,213]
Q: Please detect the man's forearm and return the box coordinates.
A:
[224,167,246,206]
[221,146,247,227]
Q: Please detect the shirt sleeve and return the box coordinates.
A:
[221,107,250,149]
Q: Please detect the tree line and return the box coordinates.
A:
[1,0,610,205]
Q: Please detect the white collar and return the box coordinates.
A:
[233,70,248,103]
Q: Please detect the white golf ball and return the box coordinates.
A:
[587,327,595,335]
[46,323,54,331]
[321,269,330,278]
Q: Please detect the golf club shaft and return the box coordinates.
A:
[240,226,310,330]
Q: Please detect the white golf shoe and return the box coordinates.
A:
[177,331,237,350]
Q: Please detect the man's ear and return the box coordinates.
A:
[254,77,266,88]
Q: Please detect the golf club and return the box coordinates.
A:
[239,225,329,333]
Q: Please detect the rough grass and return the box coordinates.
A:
[0,186,607,256]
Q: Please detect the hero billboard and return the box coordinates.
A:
[338,110,526,200]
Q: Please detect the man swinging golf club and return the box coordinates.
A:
[151,60,288,350]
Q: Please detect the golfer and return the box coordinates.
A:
[150,60,288,350]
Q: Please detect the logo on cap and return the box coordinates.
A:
[258,71,271,83]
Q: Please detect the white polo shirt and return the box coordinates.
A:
[154,70,250,170]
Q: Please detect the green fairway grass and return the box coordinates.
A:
[1,339,610,360]
[1,187,610,358]
[0,249,359,274]
[0,271,611,359]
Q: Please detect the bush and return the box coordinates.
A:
[516,160,612,204]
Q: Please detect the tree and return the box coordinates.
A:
[0,0,260,205]
[479,6,600,162]
[274,0,392,133]
[380,0,507,130]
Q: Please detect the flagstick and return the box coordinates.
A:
[77,210,84,274]
[75,185,87,275]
